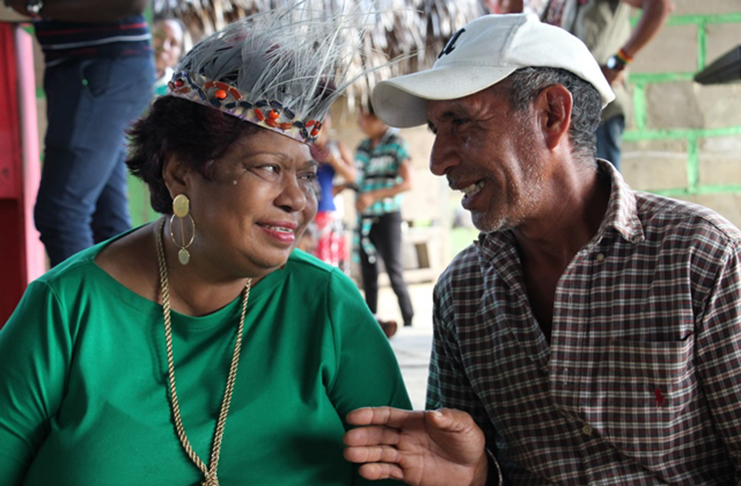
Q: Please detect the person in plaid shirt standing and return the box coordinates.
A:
[344,13,741,486]
[354,103,415,330]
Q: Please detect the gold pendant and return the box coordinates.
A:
[178,248,191,265]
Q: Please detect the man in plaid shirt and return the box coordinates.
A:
[344,13,741,486]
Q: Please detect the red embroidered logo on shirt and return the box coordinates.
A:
[654,387,665,407]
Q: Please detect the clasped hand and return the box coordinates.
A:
[343,407,489,486]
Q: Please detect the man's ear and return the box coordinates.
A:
[536,84,573,150]
[162,153,190,199]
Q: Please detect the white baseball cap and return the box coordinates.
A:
[371,13,615,128]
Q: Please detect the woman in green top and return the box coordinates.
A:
[0,6,411,486]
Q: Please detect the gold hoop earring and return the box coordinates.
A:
[170,194,196,265]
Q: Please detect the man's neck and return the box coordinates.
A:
[512,162,611,334]
[514,163,610,265]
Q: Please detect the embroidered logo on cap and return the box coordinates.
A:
[438,28,466,59]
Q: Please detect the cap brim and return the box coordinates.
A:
[372,64,517,128]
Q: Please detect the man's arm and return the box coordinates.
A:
[4,0,148,22]
[619,0,673,59]
[602,0,673,84]
[696,243,741,479]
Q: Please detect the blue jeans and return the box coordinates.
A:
[34,54,154,266]
[595,115,625,171]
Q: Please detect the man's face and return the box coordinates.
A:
[426,85,548,233]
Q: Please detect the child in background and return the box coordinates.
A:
[354,103,414,331]
[153,17,185,96]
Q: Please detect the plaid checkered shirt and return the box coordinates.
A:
[428,161,741,485]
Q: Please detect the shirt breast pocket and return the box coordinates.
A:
[585,336,695,461]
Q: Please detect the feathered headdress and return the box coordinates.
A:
[167,1,369,143]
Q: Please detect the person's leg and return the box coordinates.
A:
[90,147,131,243]
[595,115,625,171]
[358,224,379,314]
[91,54,155,242]
[370,212,414,327]
[35,55,153,265]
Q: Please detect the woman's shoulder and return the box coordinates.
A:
[287,249,338,277]
[286,251,356,290]
[37,243,106,288]
[33,224,158,310]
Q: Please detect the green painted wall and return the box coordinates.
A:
[623,11,741,199]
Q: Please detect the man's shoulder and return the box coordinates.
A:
[437,239,486,290]
[635,191,741,247]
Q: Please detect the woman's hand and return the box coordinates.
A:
[344,407,489,486]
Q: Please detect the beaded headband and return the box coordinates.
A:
[166,2,368,144]
[168,71,325,143]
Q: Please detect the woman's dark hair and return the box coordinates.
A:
[501,67,603,163]
[126,96,260,213]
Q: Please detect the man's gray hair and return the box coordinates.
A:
[503,67,603,162]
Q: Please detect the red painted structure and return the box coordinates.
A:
[0,22,44,326]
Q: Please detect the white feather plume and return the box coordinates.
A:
[173,0,378,123]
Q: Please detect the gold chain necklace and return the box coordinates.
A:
[156,218,251,486]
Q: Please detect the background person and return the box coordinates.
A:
[152,15,185,96]
[309,114,356,271]
[355,103,414,329]
[486,0,673,170]
[4,0,156,266]
[344,13,741,485]
[0,6,410,485]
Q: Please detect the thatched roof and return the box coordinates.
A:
[153,0,484,110]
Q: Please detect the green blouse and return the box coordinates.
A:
[0,235,411,485]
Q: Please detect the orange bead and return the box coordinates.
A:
[214,89,228,100]
[175,79,184,88]
[280,123,293,130]
[266,119,279,128]
[254,109,265,121]
[310,128,319,136]
[306,120,315,127]
[268,110,280,119]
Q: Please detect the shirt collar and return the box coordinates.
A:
[596,159,645,244]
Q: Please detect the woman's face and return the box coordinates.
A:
[180,127,318,279]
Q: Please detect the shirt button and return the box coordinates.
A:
[595,253,605,261]
[582,424,593,436]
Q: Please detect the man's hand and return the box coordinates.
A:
[344,407,489,486]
